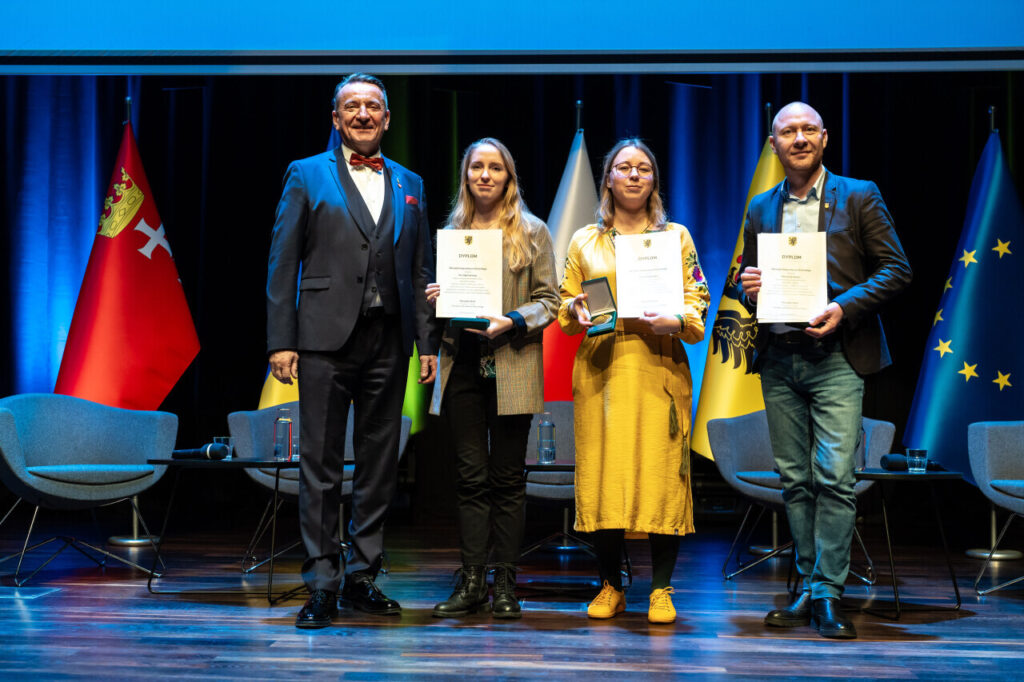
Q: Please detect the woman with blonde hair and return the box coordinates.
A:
[559,138,710,624]
[427,137,559,619]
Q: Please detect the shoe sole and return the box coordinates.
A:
[587,606,625,619]
[432,603,489,618]
[295,617,334,629]
[811,617,857,639]
[341,600,401,616]
[815,625,857,639]
[648,615,675,624]
[764,615,811,628]
[492,609,522,620]
[815,626,856,638]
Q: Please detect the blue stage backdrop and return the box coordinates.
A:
[4,76,139,394]
[2,1,1020,58]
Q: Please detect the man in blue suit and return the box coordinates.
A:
[739,102,911,639]
[267,73,438,629]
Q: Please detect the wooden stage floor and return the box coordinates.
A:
[1,517,1023,680]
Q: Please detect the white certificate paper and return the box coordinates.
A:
[436,229,502,318]
[756,232,828,323]
[614,231,684,318]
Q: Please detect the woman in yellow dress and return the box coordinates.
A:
[559,138,710,624]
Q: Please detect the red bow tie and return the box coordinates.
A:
[349,153,384,172]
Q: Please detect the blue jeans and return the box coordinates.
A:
[760,345,864,599]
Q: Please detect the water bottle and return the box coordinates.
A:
[537,412,556,464]
[273,407,293,461]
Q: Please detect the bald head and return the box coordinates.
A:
[769,101,828,188]
[771,102,824,137]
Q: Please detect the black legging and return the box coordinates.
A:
[592,529,680,590]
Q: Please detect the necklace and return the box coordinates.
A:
[608,223,652,242]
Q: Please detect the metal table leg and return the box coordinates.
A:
[862,480,960,620]
[147,466,302,604]
[863,485,902,619]
[266,469,304,604]
[931,484,962,611]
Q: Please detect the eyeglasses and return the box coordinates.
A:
[612,163,654,178]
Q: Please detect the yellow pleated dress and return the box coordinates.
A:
[558,223,710,535]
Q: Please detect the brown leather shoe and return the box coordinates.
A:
[811,597,857,639]
[764,592,813,627]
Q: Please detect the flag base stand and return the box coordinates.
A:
[965,505,1022,561]
[108,495,160,547]
[966,548,1022,560]
[108,536,160,547]
[750,544,792,556]
[749,511,791,556]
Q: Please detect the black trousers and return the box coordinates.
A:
[297,313,406,592]
[442,360,532,565]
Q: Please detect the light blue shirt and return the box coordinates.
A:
[770,167,827,334]
[781,166,827,234]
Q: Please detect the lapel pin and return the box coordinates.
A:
[824,202,830,209]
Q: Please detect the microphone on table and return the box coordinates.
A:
[879,453,943,472]
[171,443,230,460]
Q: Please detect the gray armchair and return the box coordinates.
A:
[969,420,1024,595]
[707,410,894,581]
[227,402,411,573]
[0,393,176,585]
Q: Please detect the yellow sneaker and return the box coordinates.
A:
[648,586,676,624]
[587,580,626,619]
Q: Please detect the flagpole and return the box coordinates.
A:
[753,100,783,558]
[542,103,598,400]
[108,94,161,550]
[749,100,789,559]
[960,105,1021,563]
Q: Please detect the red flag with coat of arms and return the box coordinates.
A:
[55,122,199,409]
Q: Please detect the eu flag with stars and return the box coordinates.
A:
[905,131,1024,483]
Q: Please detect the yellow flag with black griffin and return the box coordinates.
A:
[691,139,784,459]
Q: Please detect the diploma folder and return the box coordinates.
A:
[581,277,617,337]
[451,317,490,330]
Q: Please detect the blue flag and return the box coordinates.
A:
[904,131,1024,482]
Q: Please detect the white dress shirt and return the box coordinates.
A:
[341,144,385,223]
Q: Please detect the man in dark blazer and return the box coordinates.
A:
[267,73,438,629]
[739,102,911,639]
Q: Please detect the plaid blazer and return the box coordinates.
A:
[430,218,559,416]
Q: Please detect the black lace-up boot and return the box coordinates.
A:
[432,565,489,617]
[491,563,522,619]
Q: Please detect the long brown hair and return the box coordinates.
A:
[447,137,540,272]
[597,138,667,231]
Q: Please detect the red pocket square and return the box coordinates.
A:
[405,195,418,205]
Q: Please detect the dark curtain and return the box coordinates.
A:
[2,71,1022,525]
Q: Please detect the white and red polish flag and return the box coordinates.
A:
[543,128,599,401]
[55,122,199,409]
